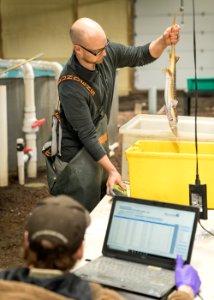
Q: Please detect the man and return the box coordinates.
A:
[0,195,200,300]
[0,195,123,299]
[45,17,181,212]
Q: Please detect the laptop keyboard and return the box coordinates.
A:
[76,256,174,298]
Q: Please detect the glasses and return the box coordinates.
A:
[79,39,109,56]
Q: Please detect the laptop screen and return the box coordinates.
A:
[103,196,199,269]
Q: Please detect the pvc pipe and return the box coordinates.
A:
[0,85,8,186]
[25,61,63,176]
[30,61,62,80]
[0,59,63,180]
[22,62,38,178]
[16,138,32,185]
[109,142,119,157]
[148,87,157,113]
[16,138,25,185]
[28,61,63,176]
[0,59,38,178]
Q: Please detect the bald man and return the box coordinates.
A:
[48,17,180,211]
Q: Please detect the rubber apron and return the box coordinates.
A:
[50,115,108,212]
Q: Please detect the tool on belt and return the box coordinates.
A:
[42,109,61,157]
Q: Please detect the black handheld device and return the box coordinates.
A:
[189,183,207,220]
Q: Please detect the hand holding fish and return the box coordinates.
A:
[162,23,181,46]
[149,23,180,58]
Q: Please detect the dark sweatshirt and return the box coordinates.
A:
[58,41,156,162]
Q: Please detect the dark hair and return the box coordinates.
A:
[21,241,77,271]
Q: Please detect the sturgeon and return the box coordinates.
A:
[163,17,180,135]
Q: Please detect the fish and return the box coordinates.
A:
[162,16,180,135]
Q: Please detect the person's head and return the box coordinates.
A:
[22,195,91,271]
[70,17,109,68]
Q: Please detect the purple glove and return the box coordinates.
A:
[175,255,201,296]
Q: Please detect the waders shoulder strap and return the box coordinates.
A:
[43,74,104,158]
[58,74,103,117]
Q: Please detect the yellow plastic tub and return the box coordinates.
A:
[119,114,214,181]
[126,140,214,209]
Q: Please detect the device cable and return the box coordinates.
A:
[189,0,208,220]
[198,219,214,237]
[192,0,200,185]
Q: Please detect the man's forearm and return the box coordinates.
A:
[98,154,117,174]
[149,35,167,58]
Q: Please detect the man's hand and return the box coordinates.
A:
[98,154,126,196]
[175,255,201,296]
[163,24,180,46]
[106,169,126,196]
[149,23,180,58]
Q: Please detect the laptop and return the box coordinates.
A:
[75,196,199,299]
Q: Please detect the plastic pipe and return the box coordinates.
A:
[16,138,25,185]
[30,61,62,80]
[24,61,63,177]
[21,62,38,178]
[30,60,63,113]
[16,138,32,185]
[0,59,38,178]
[148,87,157,113]
[109,142,119,157]
[0,85,8,186]
[0,59,62,180]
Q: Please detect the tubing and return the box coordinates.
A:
[0,59,62,181]
[30,61,62,80]
[0,85,8,186]
[0,59,37,178]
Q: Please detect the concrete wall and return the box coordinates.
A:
[0,0,132,96]
[134,0,214,90]
[1,0,213,94]
[0,0,132,174]
[77,0,132,96]
[0,0,74,62]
